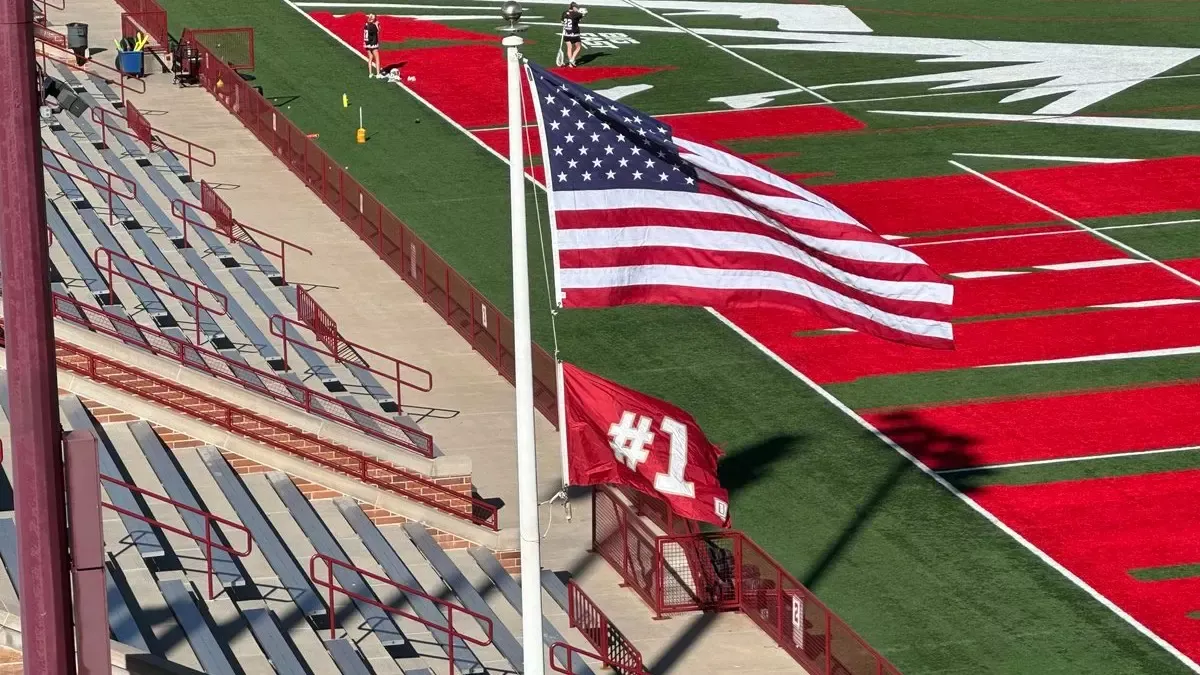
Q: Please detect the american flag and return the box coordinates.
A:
[526,62,954,348]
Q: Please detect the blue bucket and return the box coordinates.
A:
[116,50,144,77]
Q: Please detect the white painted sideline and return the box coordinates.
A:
[952,152,1134,164]
[281,5,1200,665]
[707,308,1200,672]
[936,445,1200,475]
[901,217,1200,251]
[978,344,1200,368]
[950,160,1200,292]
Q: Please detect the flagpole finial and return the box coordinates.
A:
[498,1,527,34]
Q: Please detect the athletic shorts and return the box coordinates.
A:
[563,34,580,44]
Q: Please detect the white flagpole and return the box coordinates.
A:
[556,359,569,488]
[500,4,544,674]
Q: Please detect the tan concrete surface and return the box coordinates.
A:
[42,0,806,671]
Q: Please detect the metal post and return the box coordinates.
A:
[500,3,544,672]
[0,0,75,671]
[65,431,111,675]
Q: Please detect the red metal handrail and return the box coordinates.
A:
[33,0,68,15]
[90,106,216,175]
[566,580,645,675]
[309,553,493,674]
[41,144,138,228]
[99,473,253,600]
[270,315,434,402]
[296,285,338,353]
[44,295,499,529]
[49,292,438,459]
[93,247,229,345]
[120,12,169,54]
[549,642,649,675]
[33,23,67,50]
[36,41,145,104]
[170,198,312,285]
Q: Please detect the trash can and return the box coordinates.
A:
[116,50,144,77]
[66,22,88,51]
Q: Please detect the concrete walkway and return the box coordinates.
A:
[40,1,805,671]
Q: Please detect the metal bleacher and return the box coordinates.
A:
[40,61,436,457]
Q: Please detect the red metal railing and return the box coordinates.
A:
[33,22,67,50]
[566,580,644,675]
[183,30,561,424]
[38,319,500,530]
[41,144,139,228]
[296,285,337,353]
[171,197,312,284]
[93,247,229,344]
[91,104,216,175]
[309,553,493,673]
[49,292,439,460]
[270,315,434,403]
[35,40,145,104]
[100,473,252,600]
[199,179,234,237]
[120,11,168,54]
[592,488,902,675]
[549,643,649,675]
[185,27,255,71]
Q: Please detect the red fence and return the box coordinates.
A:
[100,473,252,600]
[93,247,229,344]
[550,643,649,675]
[120,11,169,54]
[41,144,138,228]
[566,580,644,675]
[171,196,311,284]
[310,553,493,673]
[593,488,901,675]
[296,285,338,353]
[33,22,67,50]
[181,29,562,424]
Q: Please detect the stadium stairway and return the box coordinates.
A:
[0,371,608,674]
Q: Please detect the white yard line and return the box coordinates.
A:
[936,445,1200,475]
[285,6,1200,666]
[901,217,1200,250]
[952,152,1135,164]
[1091,298,1199,310]
[1034,258,1146,272]
[978,345,1200,368]
[948,270,1028,279]
[950,160,1200,291]
[708,309,1200,673]
[608,0,832,103]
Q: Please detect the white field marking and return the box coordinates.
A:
[978,345,1200,368]
[900,217,1200,251]
[707,308,1200,673]
[951,161,1200,292]
[881,234,907,241]
[877,109,1200,134]
[593,83,655,101]
[608,0,833,103]
[952,152,1135,164]
[1034,258,1147,272]
[282,9,1200,664]
[936,445,1200,475]
[949,270,1029,279]
[1092,298,1199,310]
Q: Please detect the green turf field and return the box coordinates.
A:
[155,0,1200,671]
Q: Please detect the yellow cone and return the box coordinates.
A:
[342,93,348,108]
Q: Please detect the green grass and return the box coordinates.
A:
[155,1,1200,672]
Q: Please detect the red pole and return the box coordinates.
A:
[0,0,75,671]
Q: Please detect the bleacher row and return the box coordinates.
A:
[0,382,596,675]
[39,58,442,461]
[0,57,607,673]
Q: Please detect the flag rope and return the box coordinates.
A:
[521,58,562,360]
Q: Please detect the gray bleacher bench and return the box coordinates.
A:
[325,638,374,675]
[244,607,308,674]
[197,447,327,621]
[159,578,238,675]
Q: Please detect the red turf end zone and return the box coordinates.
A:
[904,227,1123,274]
[735,302,1200,384]
[864,381,1200,470]
[811,156,1200,236]
[972,471,1200,663]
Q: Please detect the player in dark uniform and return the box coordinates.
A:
[363,14,381,78]
[561,3,585,67]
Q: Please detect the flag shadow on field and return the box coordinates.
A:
[801,410,987,590]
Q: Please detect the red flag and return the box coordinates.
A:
[561,362,730,526]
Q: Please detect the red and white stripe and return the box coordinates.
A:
[551,137,955,348]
